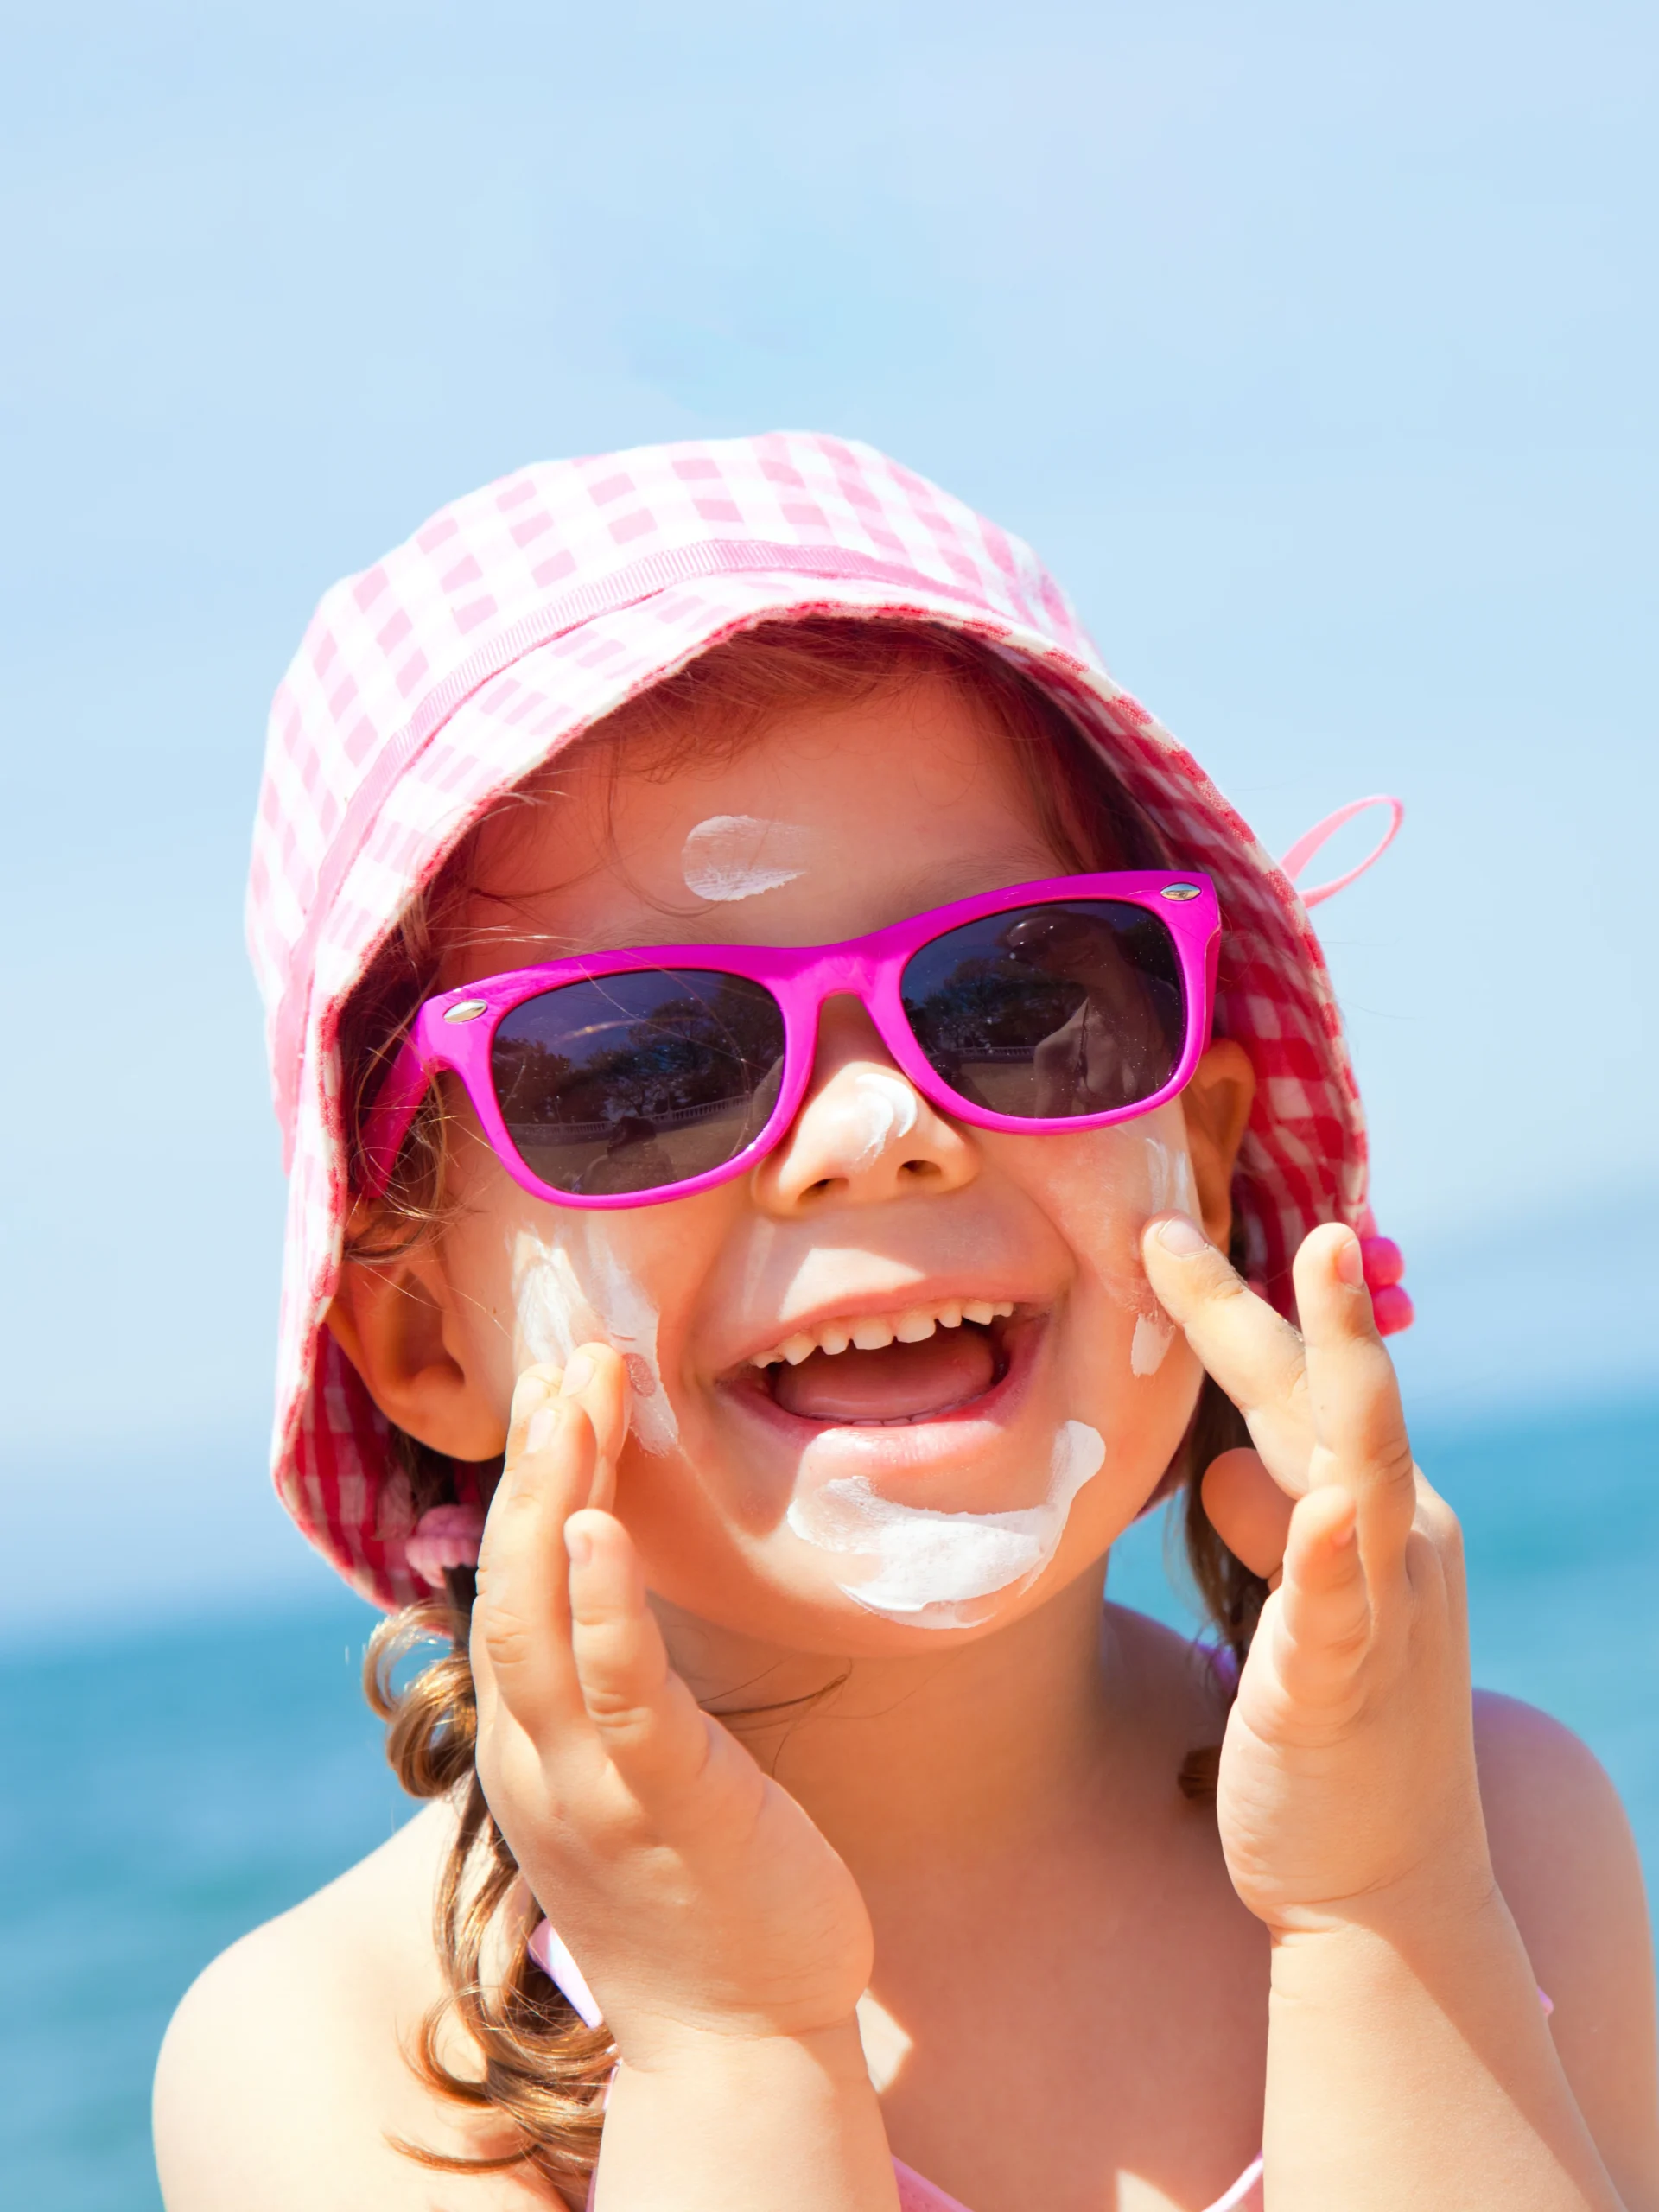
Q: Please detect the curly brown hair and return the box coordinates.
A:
[344,618,1266,2202]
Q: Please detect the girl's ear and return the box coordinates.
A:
[325,1246,508,1461]
[1179,1039,1256,1249]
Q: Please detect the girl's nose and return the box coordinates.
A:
[753,998,979,1213]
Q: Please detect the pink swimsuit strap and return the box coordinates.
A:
[586,2154,1261,2212]
[893,2152,1262,2212]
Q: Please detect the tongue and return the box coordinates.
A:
[772,1327,998,1423]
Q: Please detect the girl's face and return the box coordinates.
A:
[368,675,1251,1656]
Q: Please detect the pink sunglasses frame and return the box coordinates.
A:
[359,870,1221,1211]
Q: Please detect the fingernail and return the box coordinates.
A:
[526,1404,559,1455]
[560,1351,595,1396]
[1155,1214,1208,1255]
[565,1521,593,1567]
[1335,1233,1364,1287]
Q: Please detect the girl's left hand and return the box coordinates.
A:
[1141,1217,1491,1935]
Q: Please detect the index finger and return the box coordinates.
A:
[1293,1224,1418,1567]
[550,1341,632,1507]
[472,1363,601,1745]
[1139,1213,1316,1492]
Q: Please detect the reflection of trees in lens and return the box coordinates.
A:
[903,957,1083,1056]
[493,972,784,1138]
[576,1116,683,1195]
[903,906,1183,1118]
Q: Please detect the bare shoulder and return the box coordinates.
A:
[154,1801,550,2211]
[1103,1601,1232,1707]
[1101,1599,1236,1771]
[1473,1688,1653,1994]
[1474,1689,1659,2205]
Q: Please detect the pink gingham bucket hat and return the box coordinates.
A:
[249,431,1395,1610]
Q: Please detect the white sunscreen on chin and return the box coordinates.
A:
[682,815,810,903]
[785,1421,1106,1629]
[511,1228,679,1453]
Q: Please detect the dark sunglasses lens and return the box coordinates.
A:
[900,900,1185,1120]
[491,971,785,1197]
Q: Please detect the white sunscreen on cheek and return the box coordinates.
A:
[511,1228,680,1453]
[1130,1313,1174,1375]
[681,814,810,903]
[785,1421,1106,1629]
[1142,1132,1198,1219]
[1128,1129,1194,1375]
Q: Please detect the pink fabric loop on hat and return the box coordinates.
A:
[1279,794,1403,908]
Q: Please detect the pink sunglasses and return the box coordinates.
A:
[361,872,1220,1210]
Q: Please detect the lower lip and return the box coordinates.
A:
[718,1317,1045,1474]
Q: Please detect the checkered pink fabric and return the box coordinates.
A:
[248,432,1370,1609]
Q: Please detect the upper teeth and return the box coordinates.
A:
[748,1299,1015,1368]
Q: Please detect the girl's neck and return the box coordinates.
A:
[658,1566,1139,1879]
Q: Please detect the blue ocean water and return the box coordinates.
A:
[5,1394,1656,2210]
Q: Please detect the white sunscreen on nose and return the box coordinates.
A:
[846,1069,919,1169]
[786,1421,1106,1629]
[511,1228,679,1454]
[682,815,810,903]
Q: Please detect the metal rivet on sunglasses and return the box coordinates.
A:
[1160,884,1202,901]
[443,999,491,1022]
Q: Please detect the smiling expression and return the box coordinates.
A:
[408,672,1239,1655]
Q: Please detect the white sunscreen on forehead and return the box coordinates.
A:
[511,1228,679,1454]
[786,1421,1106,1629]
[682,815,811,903]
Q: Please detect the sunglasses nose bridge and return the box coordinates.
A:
[801,939,890,1010]
[821,945,874,992]
[781,950,924,1121]
[782,947,880,1033]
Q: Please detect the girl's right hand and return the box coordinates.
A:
[470,1346,875,2072]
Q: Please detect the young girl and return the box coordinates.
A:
[156,434,1657,2210]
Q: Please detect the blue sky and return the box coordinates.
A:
[3,0,1654,1633]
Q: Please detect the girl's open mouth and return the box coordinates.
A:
[730,1303,1035,1427]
